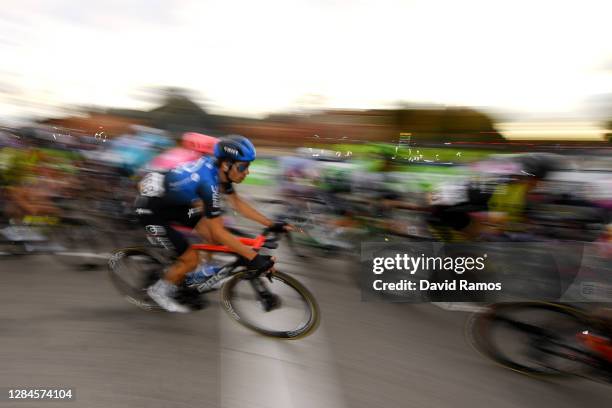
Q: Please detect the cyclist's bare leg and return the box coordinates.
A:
[164,218,216,285]
[164,247,199,285]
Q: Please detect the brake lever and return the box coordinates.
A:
[263,241,278,249]
[266,234,280,242]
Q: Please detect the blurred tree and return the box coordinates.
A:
[392,105,504,144]
[147,87,220,134]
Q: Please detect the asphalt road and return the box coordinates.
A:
[1,186,611,407]
[2,247,612,408]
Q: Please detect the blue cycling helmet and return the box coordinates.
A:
[214,135,256,162]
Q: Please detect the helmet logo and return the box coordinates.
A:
[223,146,239,156]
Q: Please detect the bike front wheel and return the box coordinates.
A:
[221,271,320,339]
[467,302,592,377]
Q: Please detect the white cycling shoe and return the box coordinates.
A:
[147,279,190,313]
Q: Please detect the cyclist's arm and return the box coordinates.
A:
[198,216,258,260]
[195,181,260,260]
[226,192,272,228]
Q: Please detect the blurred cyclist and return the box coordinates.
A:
[2,146,62,222]
[427,153,564,241]
[182,132,218,156]
[142,132,218,174]
[135,135,291,312]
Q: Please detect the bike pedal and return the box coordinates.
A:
[177,287,208,310]
[187,298,208,311]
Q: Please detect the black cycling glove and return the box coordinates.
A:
[267,221,289,233]
[246,254,274,274]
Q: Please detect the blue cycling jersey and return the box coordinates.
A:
[163,156,234,218]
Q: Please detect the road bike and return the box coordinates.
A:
[108,227,320,339]
[467,302,612,383]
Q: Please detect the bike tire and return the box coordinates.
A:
[466,302,592,377]
[221,270,320,339]
[108,247,168,310]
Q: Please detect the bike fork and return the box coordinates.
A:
[249,277,280,312]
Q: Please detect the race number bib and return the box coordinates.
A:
[139,172,166,197]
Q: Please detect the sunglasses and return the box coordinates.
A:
[234,162,250,172]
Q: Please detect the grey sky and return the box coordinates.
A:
[1,0,611,124]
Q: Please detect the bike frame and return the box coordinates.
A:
[191,235,266,253]
[109,226,320,337]
[167,225,279,300]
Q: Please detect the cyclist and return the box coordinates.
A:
[142,132,218,174]
[135,135,290,312]
[278,154,320,201]
[427,153,564,241]
[1,146,62,221]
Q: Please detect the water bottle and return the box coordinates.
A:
[185,262,221,286]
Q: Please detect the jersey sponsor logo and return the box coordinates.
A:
[135,208,153,215]
[187,207,202,218]
[147,235,174,250]
[145,225,166,236]
[190,173,200,182]
[211,185,221,209]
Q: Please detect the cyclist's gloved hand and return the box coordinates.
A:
[267,221,292,233]
[246,254,275,275]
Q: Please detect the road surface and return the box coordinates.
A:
[1,186,611,407]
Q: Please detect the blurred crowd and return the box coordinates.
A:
[0,123,611,262]
[277,145,611,243]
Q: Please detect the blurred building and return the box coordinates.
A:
[41,113,145,136]
[32,93,612,152]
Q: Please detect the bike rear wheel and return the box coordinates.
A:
[221,271,320,339]
[108,247,167,310]
[467,302,592,377]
